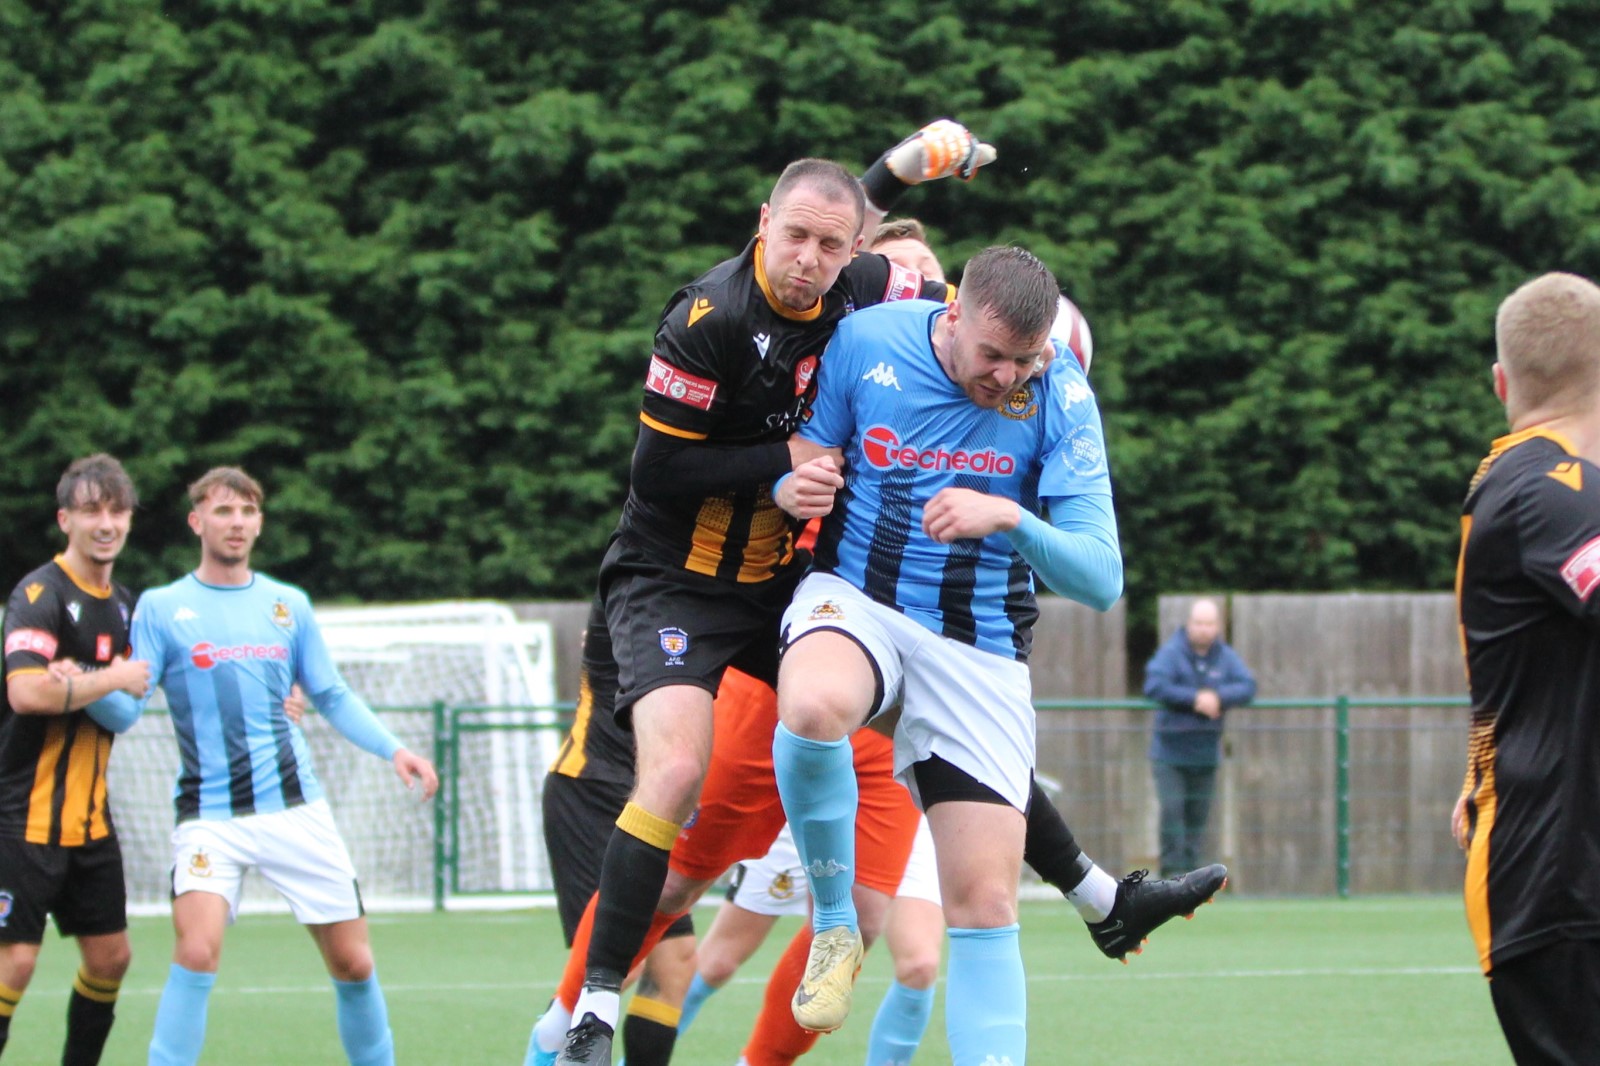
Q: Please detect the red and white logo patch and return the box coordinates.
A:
[4,628,58,660]
[883,262,924,303]
[1560,534,1600,601]
[96,634,113,662]
[646,355,718,412]
[794,355,818,396]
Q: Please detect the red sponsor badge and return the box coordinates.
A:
[645,355,718,412]
[5,628,59,660]
[1560,534,1600,601]
[96,634,113,662]
[883,263,924,302]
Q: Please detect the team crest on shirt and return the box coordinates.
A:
[0,890,13,927]
[808,600,845,622]
[1000,386,1039,421]
[271,600,293,628]
[118,603,130,626]
[67,601,82,623]
[25,583,43,604]
[658,627,689,666]
[96,634,112,662]
[188,850,213,878]
[769,871,798,901]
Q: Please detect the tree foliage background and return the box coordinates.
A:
[4,0,1599,623]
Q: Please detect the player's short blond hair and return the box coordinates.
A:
[1496,272,1600,413]
[188,466,264,508]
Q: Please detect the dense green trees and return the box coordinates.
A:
[4,0,1597,614]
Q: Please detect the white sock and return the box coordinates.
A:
[534,1000,573,1053]
[1066,864,1119,922]
[572,987,621,1031]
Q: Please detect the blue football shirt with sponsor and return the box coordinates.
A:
[131,573,369,822]
[799,299,1113,660]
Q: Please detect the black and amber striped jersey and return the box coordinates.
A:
[616,237,950,584]
[1457,428,1600,973]
[0,556,134,845]
[547,597,635,784]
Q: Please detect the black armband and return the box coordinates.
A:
[860,155,909,214]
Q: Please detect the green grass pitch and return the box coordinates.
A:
[7,896,1508,1064]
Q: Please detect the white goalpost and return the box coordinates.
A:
[110,601,561,914]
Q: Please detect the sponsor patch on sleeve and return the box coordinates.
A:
[883,262,925,302]
[646,355,718,412]
[5,628,59,660]
[1560,534,1600,601]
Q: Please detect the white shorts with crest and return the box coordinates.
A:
[170,798,362,925]
[729,815,942,915]
[782,572,1036,812]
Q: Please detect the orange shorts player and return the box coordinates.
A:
[543,667,920,1017]
[670,667,919,894]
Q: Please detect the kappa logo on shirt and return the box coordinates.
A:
[173,607,199,622]
[861,362,902,391]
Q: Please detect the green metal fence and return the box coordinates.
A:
[412,696,1475,908]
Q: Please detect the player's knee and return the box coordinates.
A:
[892,949,940,990]
[326,946,374,983]
[638,754,708,818]
[84,939,132,981]
[696,948,740,987]
[777,693,854,743]
[941,881,1018,930]
[0,946,39,990]
[172,937,221,974]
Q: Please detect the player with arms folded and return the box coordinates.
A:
[0,455,150,1064]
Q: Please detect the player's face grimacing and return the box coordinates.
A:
[57,490,132,567]
[944,300,1050,409]
[188,486,263,568]
[758,185,862,312]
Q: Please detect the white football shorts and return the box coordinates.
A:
[170,799,363,925]
[726,823,810,918]
[782,572,1036,811]
[895,814,941,906]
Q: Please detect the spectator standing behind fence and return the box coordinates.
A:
[1142,599,1256,878]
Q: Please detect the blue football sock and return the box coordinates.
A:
[677,972,717,1037]
[333,972,394,1066]
[866,979,935,1066]
[946,925,1026,1066]
[148,964,215,1066]
[773,723,859,933]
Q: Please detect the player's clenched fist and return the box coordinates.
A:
[862,118,998,213]
[777,456,845,520]
[921,487,1021,544]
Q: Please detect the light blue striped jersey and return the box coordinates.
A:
[131,572,397,822]
[801,299,1113,660]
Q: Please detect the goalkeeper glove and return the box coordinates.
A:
[860,119,998,213]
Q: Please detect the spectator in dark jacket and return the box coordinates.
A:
[1143,598,1257,877]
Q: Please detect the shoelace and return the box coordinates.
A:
[805,931,855,980]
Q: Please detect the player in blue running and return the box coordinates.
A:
[99,467,438,1066]
[772,246,1129,1063]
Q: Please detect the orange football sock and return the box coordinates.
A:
[741,925,822,1066]
[555,895,687,1010]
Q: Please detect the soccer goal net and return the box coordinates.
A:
[110,601,560,914]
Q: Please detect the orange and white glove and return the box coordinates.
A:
[861,119,998,212]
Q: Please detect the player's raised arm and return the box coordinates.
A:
[859,119,998,233]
